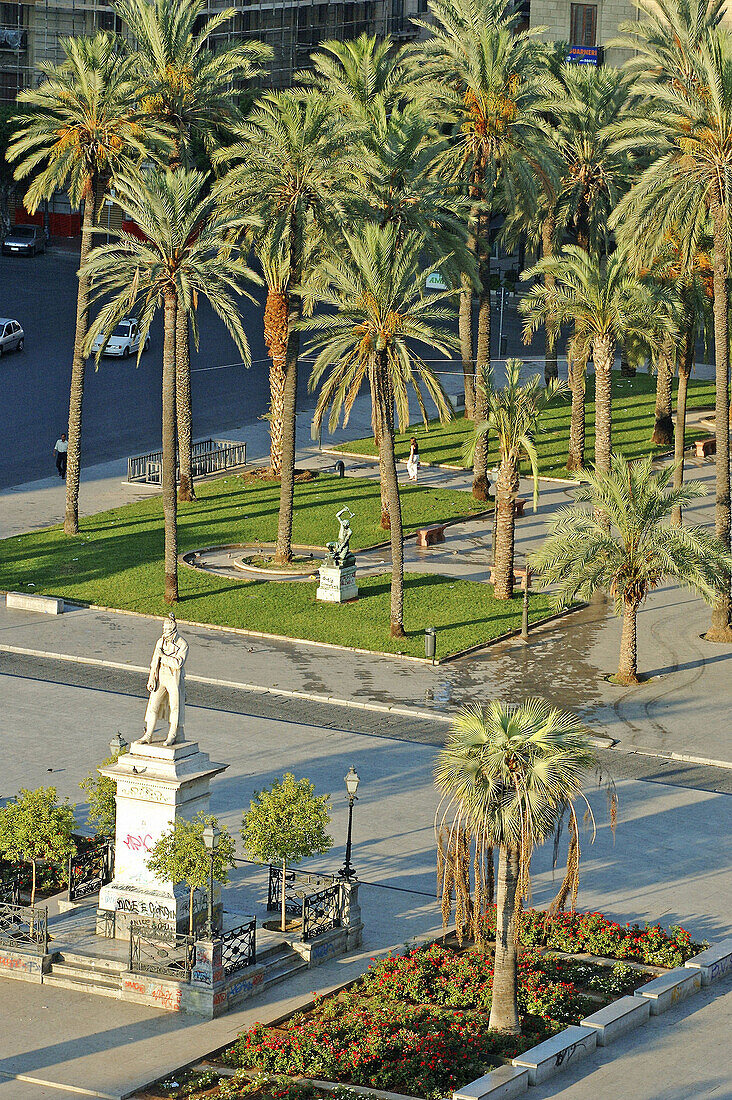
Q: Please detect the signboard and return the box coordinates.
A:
[425,272,449,291]
[568,46,599,65]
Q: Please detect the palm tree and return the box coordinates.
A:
[307,224,455,637]
[611,23,732,640]
[113,0,270,501]
[520,247,670,475]
[217,91,354,565]
[7,33,155,535]
[83,168,258,602]
[466,360,565,599]
[415,0,553,498]
[532,455,732,684]
[435,699,600,1033]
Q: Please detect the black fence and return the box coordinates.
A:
[220,918,256,977]
[303,884,341,941]
[68,841,114,903]
[129,922,194,981]
[127,438,247,484]
[267,866,342,942]
[0,875,20,907]
[0,901,48,954]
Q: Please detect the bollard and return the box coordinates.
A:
[425,626,437,662]
[521,568,531,641]
[335,460,345,478]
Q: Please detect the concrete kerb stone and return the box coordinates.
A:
[511,1025,597,1085]
[452,1065,529,1100]
[579,994,651,1046]
[6,591,63,614]
[684,938,732,985]
[633,966,702,1014]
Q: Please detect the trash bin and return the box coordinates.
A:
[425,626,437,661]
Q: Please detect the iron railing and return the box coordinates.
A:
[68,841,114,903]
[127,438,247,484]
[0,876,20,907]
[220,918,256,976]
[303,884,341,941]
[0,901,48,954]
[128,922,194,981]
[267,866,342,942]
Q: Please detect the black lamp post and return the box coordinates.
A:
[202,822,219,936]
[340,765,360,880]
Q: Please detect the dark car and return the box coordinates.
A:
[2,225,46,256]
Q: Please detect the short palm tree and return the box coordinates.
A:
[7,32,156,535]
[520,247,670,474]
[466,361,565,599]
[217,91,354,564]
[113,0,270,502]
[611,25,732,639]
[307,223,455,637]
[435,699,600,1034]
[83,167,258,603]
[532,454,732,684]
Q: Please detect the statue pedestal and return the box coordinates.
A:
[316,553,358,603]
[97,740,227,939]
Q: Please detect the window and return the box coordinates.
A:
[570,4,597,47]
[95,8,123,33]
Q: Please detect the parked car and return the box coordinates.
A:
[2,225,46,256]
[0,318,24,355]
[90,317,150,359]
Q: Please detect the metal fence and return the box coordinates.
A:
[127,438,247,484]
[0,876,20,907]
[303,884,341,941]
[267,866,342,942]
[128,922,194,981]
[220,918,256,976]
[0,901,48,954]
[68,841,114,903]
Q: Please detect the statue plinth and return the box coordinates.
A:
[316,551,358,603]
[97,740,227,939]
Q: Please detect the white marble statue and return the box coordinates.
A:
[140,615,188,746]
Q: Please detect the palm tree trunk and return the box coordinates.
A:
[652,342,674,445]
[493,456,518,600]
[566,350,586,471]
[472,216,491,499]
[274,227,303,566]
[374,349,406,637]
[593,335,614,474]
[542,215,558,386]
[63,189,95,535]
[264,287,288,477]
[707,192,732,639]
[616,598,640,684]
[176,309,195,501]
[162,289,179,603]
[672,325,694,527]
[488,844,520,1034]
[460,272,476,420]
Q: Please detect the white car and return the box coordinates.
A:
[0,317,24,355]
[91,318,150,358]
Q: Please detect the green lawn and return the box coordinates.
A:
[0,473,553,658]
[334,371,717,477]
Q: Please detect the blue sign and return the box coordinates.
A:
[568,45,599,64]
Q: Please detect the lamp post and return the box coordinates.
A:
[109,731,128,757]
[340,765,360,880]
[202,822,219,936]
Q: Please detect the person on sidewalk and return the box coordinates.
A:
[53,433,68,479]
[407,437,420,482]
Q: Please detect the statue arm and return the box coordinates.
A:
[147,641,162,691]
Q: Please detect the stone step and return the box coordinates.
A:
[263,950,309,988]
[44,973,122,998]
[49,961,124,985]
[52,950,128,974]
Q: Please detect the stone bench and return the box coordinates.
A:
[684,938,732,986]
[694,437,716,458]
[580,994,650,1046]
[633,966,701,1014]
[453,1065,529,1100]
[6,591,63,615]
[489,567,531,588]
[512,1025,597,1085]
[416,524,446,548]
[514,498,526,518]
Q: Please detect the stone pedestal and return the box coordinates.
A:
[316,553,358,603]
[97,739,227,939]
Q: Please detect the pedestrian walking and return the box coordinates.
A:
[54,432,68,479]
[406,436,420,482]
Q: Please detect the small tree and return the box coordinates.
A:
[146,813,235,936]
[242,774,333,932]
[0,787,76,910]
[79,744,128,839]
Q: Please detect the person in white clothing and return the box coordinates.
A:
[406,436,420,481]
[54,433,68,479]
[140,615,189,746]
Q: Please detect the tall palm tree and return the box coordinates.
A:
[466,360,565,599]
[307,224,455,637]
[435,699,599,1033]
[611,23,732,640]
[520,247,670,475]
[415,0,553,498]
[532,455,732,684]
[83,168,258,602]
[217,91,354,565]
[7,33,156,535]
[113,0,270,501]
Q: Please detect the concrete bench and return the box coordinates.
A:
[489,567,532,588]
[634,966,701,1014]
[580,994,650,1046]
[512,1025,596,1085]
[694,437,716,458]
[514,498,526,518]
[453,1066,529,1100]
[416,524,446,548]
[6,592,63,615]
[684,938,732,985]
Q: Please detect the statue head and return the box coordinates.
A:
[162,614,178,639]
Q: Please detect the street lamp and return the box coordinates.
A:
[109,731,128,757]
[202,822,219,936]
[340,766,360,880]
